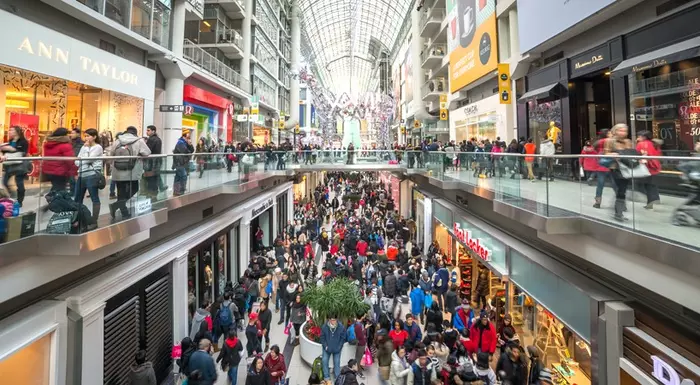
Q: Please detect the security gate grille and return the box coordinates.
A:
[104,297,140,385]
[145,276,172,382]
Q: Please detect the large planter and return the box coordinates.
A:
[299,321,358,368]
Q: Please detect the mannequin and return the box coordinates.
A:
[546,121,561,144]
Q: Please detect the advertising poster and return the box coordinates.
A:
[447,0,498,93]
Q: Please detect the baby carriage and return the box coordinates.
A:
[672,160,700,226]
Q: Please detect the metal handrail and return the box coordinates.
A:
[186,0,205,13]
[3,151,699,162]
[182,39,251,92]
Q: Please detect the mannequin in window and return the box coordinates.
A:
[546,121,561,146]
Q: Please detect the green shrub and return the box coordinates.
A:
[302,278,370,327]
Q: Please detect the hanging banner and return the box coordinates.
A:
[447,0,498,93]
[497,63,511,104]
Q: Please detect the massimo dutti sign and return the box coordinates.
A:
[0,9,155,101]
[568,38,622,78]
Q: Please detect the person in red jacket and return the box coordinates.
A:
[356,239,368,257]
[468,310,497,357]
[263,344,286,385]
[386,241,399,262]
[635,131,662,209]
[42,127,77,192]
[579,141,600,184]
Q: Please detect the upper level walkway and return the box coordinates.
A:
[1,150,697,268]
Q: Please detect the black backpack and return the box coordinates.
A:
[113,140,137,170]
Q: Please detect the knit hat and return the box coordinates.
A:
[480,309,488,319]
[539,369,553,384]
[476,352,490,370]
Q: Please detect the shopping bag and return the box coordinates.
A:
[284,321,292,335]
[362,346,374,366]
[618,163,651,179]
[579,166,585,179]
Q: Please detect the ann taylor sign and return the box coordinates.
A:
[252,199,273,218]
[0,9,155,100]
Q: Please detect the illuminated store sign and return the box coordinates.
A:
[453,222,491,261]
[0,9,155,100]
[652,356,696,385]
[252,199,273,217]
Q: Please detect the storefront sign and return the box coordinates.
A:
[569,41,619,78]
[453,222,491,261]
[651,356,695,385]
[463,105,478,116]
[0,10,155,100]
[252,198,273,218]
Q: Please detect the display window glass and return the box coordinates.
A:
[463,113,498,142]
[131,0,153,39]
[528,99,563,152]
[215,234,228,298]
[152,0,171,48]
[106,0,131,27]
[628,59,700,169]
[508,285,592,385]
[0,333,52,384]
[0,65,144,145]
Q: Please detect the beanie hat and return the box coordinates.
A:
[480,309,488,319]
[539,369,553,384]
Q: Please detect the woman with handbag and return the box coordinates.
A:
[604,124,636,221]
[263,345,286,385]
[635,131,662,209]
[1,126,29,207]
[74,128,103,226]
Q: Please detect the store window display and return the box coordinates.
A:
[0,333,51,384]
[0,65,144,145]
[215,234,228,298]
[528,100,563,153]
[508,286,591,385]
[628,59,700,167]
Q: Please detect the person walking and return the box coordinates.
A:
[128,350,156,385]
[69,127,84,194]
[523,138,536,182]
[635,130,662,209]
[245,357,271,385]
[496,344,527,385]
[389,346,412,385]
[258,300,273,352]
[42,127,77,192]
[173,131,194,196]
[107,126,151,220]
[407,350,437,385]
[216,327,244,385]
[320,315,347,382]
[263,345,287,385]
[188,339,218,385]
[467,311,497,357]
[604,123,635,221]
[74,128,103,226]
[290,294,307,346]
[144,125,164,198]
[352,314,368,379]
[527,346,545,385]
[1,126,29,207]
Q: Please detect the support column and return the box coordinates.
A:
[272,201,278,239]
[172,252,189,348]
[508,8,519,60]
[287,187,294,224]
[241,0,253,88]
[290,2,301,126]
[507,8,520,141]
[163,76,186,153]
[171,0,187,57]
[604,302,635,385]
[81,303,106,385]
[240,221,251,269]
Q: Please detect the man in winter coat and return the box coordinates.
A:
[433,263,450,311]
[188,339,218,385]
[453,300,475,333]
[107,126,151,220]
[527,345,545,385]
[496,344,527,385]
[129,350,156,385]
[404,314,422,344]
[383,269,398,298]
[144,125,164,197]
[172,131,194,196]
[407,350,437,385]
[445,285,459,322]
[320,315,347,381]
[190,301,212,340]
[338,359,361,385]
[468,310,497,356]
[409,284,425,320]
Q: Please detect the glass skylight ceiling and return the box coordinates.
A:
[298,0,412,95]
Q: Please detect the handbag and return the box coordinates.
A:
[617,162,651,179]
[242,154,254,165]
[362,346,374,366]
[284,321,292,335]
[379,366,391,381]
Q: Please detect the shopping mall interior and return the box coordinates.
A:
[1,0,700,385]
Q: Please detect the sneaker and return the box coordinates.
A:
[109,194,117,200]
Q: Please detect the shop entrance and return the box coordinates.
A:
[250,207,272,252]
[571,71,612,152]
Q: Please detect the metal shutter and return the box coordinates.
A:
[104,296,140,385]
[145,276,172,383]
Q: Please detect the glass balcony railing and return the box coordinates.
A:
[186,0,205,13]
[191,26,243,48]
[0,151,416,241]
[1,151,698,252]
[420,44,446,64]
[183,39,251,92]
[419,8,446,31]
[422,77,446,96]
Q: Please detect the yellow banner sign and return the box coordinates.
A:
[440,109,448,121]
[497,63,511,104]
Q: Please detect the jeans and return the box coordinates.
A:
[595,171,616,198]
[46,174,68,192]
[322,349,341,380]
[74,175,100,204]
[2,171,26,204]
[228,365,239,385]
[279,298,288,323]
[109,180,116,196]
[173,167,188,195]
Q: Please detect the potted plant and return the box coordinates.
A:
[298,278,370,366]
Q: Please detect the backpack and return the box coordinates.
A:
[346,322,358,344]
[334,374,346,385]
[218,305,233,326]
[113,140,137,170]
[312,356,324,380]
[380,297,394,315]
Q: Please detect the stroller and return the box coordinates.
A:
[45,190,96,234]
[672,160,700,226]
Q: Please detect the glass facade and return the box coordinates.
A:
[454,112,499,142]
[255,0,279,47]
[628,58,700,168]
[255,34,279,79]
[77,0,171,48]
[528,99,563,150]
[0,65,143,146]
[187,229,239,311]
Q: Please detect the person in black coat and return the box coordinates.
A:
[177,337,196,377]
[258,301,273,352]
[496,345,527,385]
[246,357,272,385]
[383,269,397,298]
[425,302,444,333]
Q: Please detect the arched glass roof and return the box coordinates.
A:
[298,0,412,95]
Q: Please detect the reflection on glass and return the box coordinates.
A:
[216,234,227,297]
[131,0,153,38]
[528,99,562,150]
[105,0,131,27]
[188,253,197,315]
[77,0,104,13]
[0,333,52,384]
[153,0,172,48]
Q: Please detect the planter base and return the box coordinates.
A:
[299,321,358,371]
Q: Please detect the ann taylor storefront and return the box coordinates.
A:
[432,199,623,385]
[0,9,155,144]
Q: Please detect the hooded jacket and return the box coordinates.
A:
[407,359,438,385]
[216,336,243,369]
[320,322,346,353]
[495,349,527,385]
[409,287,425,316]
[389,351,412,385]
[108,132,151,181]
[189,349,218,385]
[43,136,77,177]
[468,321,497,355]
[339,366,359,385]
[453,307,475,333]
[383,273,397,298]
[264,353,287,383]
[189,308,212,340]
[129,361,157,385]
